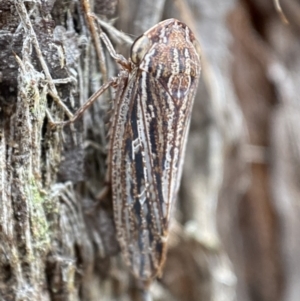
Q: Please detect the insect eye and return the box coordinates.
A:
[131,35,151,65]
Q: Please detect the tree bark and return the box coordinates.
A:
[1,0,300,301]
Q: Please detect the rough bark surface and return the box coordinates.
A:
[0,0,299,300]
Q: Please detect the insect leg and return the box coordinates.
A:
[94,17,133,46]
[80,0,108,81]
[50,76,119,127]
[88,14,131,70]
[81,0,131,71]
[99,30,131,70]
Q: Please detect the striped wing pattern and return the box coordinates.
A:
[110,19,201,282]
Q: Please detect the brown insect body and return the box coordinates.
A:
[109,19,201,282]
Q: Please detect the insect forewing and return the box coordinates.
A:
[110,18,201,282]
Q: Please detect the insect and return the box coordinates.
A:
[56,18,201,284]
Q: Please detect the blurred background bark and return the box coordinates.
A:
[1,0,300,300]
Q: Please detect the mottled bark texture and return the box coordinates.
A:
[0,0,299,300]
